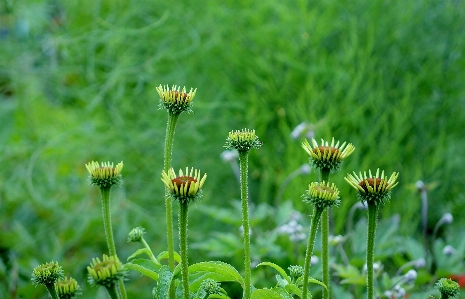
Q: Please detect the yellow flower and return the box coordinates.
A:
[161,167,207,204]
[303,181,340,209]
[345,169,399,205]
[85,161,123,188]
[302,138,355,173]
[156,84,197,114]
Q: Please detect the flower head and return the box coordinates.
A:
[85,161,123,189]
[156,84,197,115]
[302,181,340,210]
[55,277,82,299]
[436,278,460,298]
[161,167,207,205]
[127,226,145,243]
[302,138,355,173]
[345,169,399,205]
[31,261,64,286]
[224,128,263,153]
[87,255,125,289]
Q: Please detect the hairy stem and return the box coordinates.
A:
[179,203,190,299]
[239,151,251,299]
[45,283,59,299]
[105,284,120,299]
[164,113,180,299]
[302,207,324,299]
[366,201,379,299]
[320,168,330,299]
[100,187,127,299]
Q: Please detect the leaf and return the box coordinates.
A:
[275,274,288,288]
[271,287,294,299]
[157,251,181,264]
[128,248,160,265]
[155,266,173,299]
[296,277,327,290]
[251,289,284,299]
[189,261,244,287]
[124,259,161,280]
[256,262,291,284]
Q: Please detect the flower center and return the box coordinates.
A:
[358,178,386,192]
[93,260,117,272]
[313,146,339,158]
[170,90,188,101]
[172,176,197,193]
[314,185,334,194]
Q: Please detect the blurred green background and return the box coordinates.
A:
[0,0,464,298]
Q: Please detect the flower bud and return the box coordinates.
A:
[127,226,145,243]
[31,261,64,286]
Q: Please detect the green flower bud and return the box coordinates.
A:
[436,278,460,299]
[85,161,123,188]
[56,277,81,299]
[200,278,221,296]
[87,255,125,289]
[127,226,145,243]
[224,128,263,153]
[302,138,355,173]
[302,181,340,209]
[288,265,304,279]
[156,84,197,115]
[345,169,399,206]
[31,261,64,286]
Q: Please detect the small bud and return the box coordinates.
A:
[443,245,455,257]
[200,278,221,296]
[299,164,311,175]
[436,278,460,298]
[220,150,239,162]
[288,265,304,279]
[414,258,426,268]
[404,269,417,282]
[224,128,263,153]
[31,261,64,286]
[328,235,344,246]
[442,213,454,224]
[127,227,145,243]
[55,277,81,299]
[311,256,319,265]
[415,180,425,191]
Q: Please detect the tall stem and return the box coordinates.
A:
[366,201,379,299]
[100,187,127,299]
[320,168,330,299]
[105,284,120,299]
[179,203,190,299]
[164,113,180,299]
[45,283,59,299]
[238,151,251,299]
[302,207,324,299]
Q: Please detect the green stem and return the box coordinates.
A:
[105,284,120,299]
[164,113,180,299]
[238,151,251,299]
[366,201,379,299]
[302,207,324,299]
[45,283,59,299]
[179,203,190,299]
[100,187,127,299]
[141,237,160,265]
[320,168,330,299]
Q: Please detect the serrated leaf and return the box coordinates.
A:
[256,262,291,284]
[251,289,283,299]
[125,259,160,281]
[189,261,244,287]
[155,266,173,299]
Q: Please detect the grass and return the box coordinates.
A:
[0,0,464,297]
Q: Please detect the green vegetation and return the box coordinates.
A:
[0,0,464,298]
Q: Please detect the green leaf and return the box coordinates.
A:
[125,259,160,281]
[251,289,284,299]
[157,251,181,264]
[189,261,244,287]
[284,283,302,297]
[128,248,160,265]
[270,287,294,299]
[296,277,327,290]
[256,262,291,284]
[155,266,173,299]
